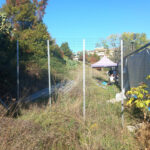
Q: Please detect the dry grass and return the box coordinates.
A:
[0,105,7,117]
[0,65,140,150]
[136,123,150,149]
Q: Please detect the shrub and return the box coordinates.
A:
[126,75,150,121]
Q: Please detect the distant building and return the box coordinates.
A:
[73,53,79,61]
[109,49,115,56]
[94,47,106,57]
[75,47,115,61]
[87,47,114,58]
[87,50,95,55]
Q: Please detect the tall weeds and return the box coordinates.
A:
[0,65,139,150]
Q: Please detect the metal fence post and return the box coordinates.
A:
[121,40,124,127]
[83,39,86,121]
[17,40,19,101]
[47,40,51,106]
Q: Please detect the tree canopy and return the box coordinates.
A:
[97,32,150,62]
[121,32,149,55]
[3,0,48,30]
[0,0,70,101]
[60,42,72,59]
[0,12,12,34]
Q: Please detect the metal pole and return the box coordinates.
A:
[83,39,86,121]
[121,40,124,127]
[47,40,51,106]
[17,40,19,101]
[131,42,134,52]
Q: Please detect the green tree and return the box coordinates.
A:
[121,32,149,56]
[0,11,12,34]
[2,0,65,75]
[96,39,109,49]
[3,0,48,30]
[60,42,72,59]
[0,12,17,99]
[0,0,68,101]
[101,39,109,50]
[107,34,121,62]
[107,33,149,62]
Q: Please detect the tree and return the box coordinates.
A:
[101,39,109,50]
[0,0,68,101]
[78,51,99,64]
[89,53,99,64]
[121,32,149,56]
[96,39,109,49]
[0,12,17,99]
[100,33,150,62]
[0,12,12,34]
[3,0,48,30]
[60,42,72,59]
[107,34,121,62]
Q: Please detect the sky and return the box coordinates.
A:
[1,0,150,52]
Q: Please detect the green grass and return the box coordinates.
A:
[84,68,139,150]
[0,65,140,150]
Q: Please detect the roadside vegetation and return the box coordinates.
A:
[0,1,150,150]
[0,0,74,103]
[125,75,150,149]
[0,65,140,150]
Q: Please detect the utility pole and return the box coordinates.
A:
[131,41,134,52]
[121,40,124,127]
[17,40,19,101]
[131,33,136,52]
[83,39,86,121]
[47,40,51,107]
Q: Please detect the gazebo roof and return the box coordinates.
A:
[91,56,117,68]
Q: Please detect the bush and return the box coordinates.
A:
[65,57,78,70]
[126,75,150,121]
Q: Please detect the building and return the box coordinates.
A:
[94,47,106,57]
[74,47,115,61]
[73,53,79,61]
[87,47,114,58]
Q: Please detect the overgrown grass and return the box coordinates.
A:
[84,67,139,150]
[0,65,140,150]
[65,57,79,70]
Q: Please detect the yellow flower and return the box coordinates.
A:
[146,75,150,80]
[138,93,143,99]
[145,100,150,106]
[127,99,133,106]
[127,91,132,95]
